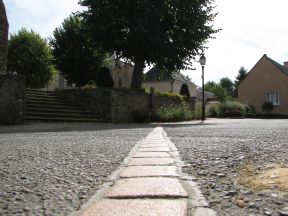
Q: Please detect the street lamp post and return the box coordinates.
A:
[199,55,206,121]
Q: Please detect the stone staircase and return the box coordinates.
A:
[25,89,105,122]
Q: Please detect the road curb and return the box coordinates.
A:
[73,126,217,216]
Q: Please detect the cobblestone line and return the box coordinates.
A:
[74,127,216,216]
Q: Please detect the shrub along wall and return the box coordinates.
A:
[56,88,195,123]
[0,74,26,125]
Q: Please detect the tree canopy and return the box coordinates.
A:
[8,28,56,88]
[234,66,248,97]
[219,77,234,97]
[204,81,227,102]
[50,14,105,87]
[79,0,218,89]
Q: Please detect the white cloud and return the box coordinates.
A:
[3,0,288,86]
[4,0,83,37]
[184,0,288,86]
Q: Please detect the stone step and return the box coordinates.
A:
[26,103,83,110]
[26,99,74,106]
[26,89,54,95]
[24,89,106,123]
[26,111,99,118]
[26,96,66,103]
[26,93,59,100]
[25,116,106,123]
[26,107,91,114]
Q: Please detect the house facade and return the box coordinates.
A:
[238,54,288,114]
[142,67,197,98]
[110,61,134,88]
[39,58,134,91]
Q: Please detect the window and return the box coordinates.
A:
[266,92,280,105]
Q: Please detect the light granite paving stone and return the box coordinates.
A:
[129,157,174,166]
[119,166,179,178]
[140,143,168,147]
[138,147,170,152]
[105,177,188,198]
[79,199,188,216]
[132,152,170,158]
[142,140,166,143]
[76,126,216,216]
[193,207,217,216]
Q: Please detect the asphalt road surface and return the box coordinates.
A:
[1,119,288,216]
[0,123,153,215]
[164,119,288,216]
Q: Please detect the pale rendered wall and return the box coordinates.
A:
[142,81,173,93]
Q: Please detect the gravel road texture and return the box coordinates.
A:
[164,119,288,216]
[0,123,153,216]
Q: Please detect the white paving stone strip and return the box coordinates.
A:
[74,127,216,216]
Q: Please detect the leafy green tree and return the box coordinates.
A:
[8,28,56,88]
[234,67,248,97]
[210,84,227,102]
[219,77,234,97]
[79,0,219,89]
[204,81,227,102]
[204,81,217,92]
[50,14,105,87]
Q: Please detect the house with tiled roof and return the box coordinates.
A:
[238,54,288,114]
[142,66,197,98]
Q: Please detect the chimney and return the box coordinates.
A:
[284,61,288,68]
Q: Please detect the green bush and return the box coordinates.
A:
[194,102,203,120]
[155,91,184,101]
[207,103,219,117]
[82,81,97,89]
[262,101,274,113]
[245,104,256,114]
[218,101,246,118]
[153,103,193,122]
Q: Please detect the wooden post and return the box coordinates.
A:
[149,87,154,120]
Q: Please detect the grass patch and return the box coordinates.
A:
[239,164,288,192]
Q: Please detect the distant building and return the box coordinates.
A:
[109,60,134,89]
[39,57,134,91]
[142,67,197,98]
[238,54,288,114]
[196,88,215,102]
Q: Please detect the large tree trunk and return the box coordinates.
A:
[0,0,9,75]
[130,55,145,89]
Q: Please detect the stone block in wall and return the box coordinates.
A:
[0,74,26,125]
[0,0,9,75]
[56,88,112,120]
[56,88,194,123]
[109,89,150,123]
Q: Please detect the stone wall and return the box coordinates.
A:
[0,75,26,125]
[56,88,112,120]
[0,0,9,75]
[56,88,195,123]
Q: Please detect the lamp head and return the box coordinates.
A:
[199,54,206,66]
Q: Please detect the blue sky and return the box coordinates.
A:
[3,0,288,86]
